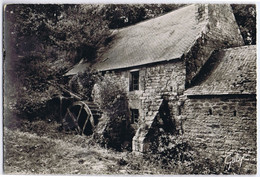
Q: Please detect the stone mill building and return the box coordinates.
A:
[65,4,256,172]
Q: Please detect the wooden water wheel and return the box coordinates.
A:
[63,100,102,135]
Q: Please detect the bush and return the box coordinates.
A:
[68,68,100,100]
[146,133,194,171]
[92,74,133,151]
[11,85,59,119]
[4,47,70,120]
[139,133,229,174]
[92,74,129,117]
[156,134,193,163]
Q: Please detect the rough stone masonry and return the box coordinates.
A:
[65,3,256,173]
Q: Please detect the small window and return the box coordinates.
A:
[233,110,237,116]
[131,109,139,123]
[209,109,212,115]
[129,71,139,91]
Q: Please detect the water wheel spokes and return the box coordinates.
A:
[66,107,81,134]
[81,113,90,135]
[63,101,101,136]
[75,105,83,134]
[80,102,94,135]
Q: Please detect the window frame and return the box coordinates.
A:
[129,70,139,91]
[130,109,139,124]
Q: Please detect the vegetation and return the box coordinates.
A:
[104,4,185,29]
[4,4,256,119]
[231,4,256,45]
[4,119,249,174]
[4,4,185,119]
[4,4,112,120]
[92,74,133,151]
[3,4,257,175]
[68,68,100,100]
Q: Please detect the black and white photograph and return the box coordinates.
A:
[2,1,257,175]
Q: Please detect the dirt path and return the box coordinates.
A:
[3,127,131,174]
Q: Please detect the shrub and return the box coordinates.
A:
[4,48,70,121]
[148,133,194,167]
[92,74,129,117]
[92,74,133,151]
[141,132,229,174]
[68,68,100,100]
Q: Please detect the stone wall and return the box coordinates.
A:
[105,60,186,125]
[139,60,186,124]
[103,60,186,152]
[181,94,256,173]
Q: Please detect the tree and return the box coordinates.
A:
[4,3,256,120]
[4,4,111,118]
[104,4,185,29]
[231,4,256,45]
[45,5,111,62]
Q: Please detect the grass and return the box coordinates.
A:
[4,117,252,174]
[3,125,169,175]
[3,119,168,175]
[4,118,123,174]
[4,126,130,174]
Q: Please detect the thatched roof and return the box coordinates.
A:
[92,4,208,71]
[184,45,256,96]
